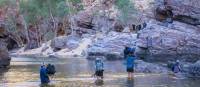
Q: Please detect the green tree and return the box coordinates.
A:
[115,0,136,25]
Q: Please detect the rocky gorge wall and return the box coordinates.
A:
[136,19,200,62]
[135,0,200,62]
[7,0,200,64]
[72,0,200,62]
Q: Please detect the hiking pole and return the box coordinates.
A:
[42,57,45,65]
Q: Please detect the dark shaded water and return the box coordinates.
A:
[0,57,200,87]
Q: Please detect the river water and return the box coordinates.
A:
[0,57,200,87]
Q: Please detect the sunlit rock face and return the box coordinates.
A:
[87,31,137,60]
[50,35,80,52]
[166,0,200,19]
[133,0,200,26]
[73,0,117,35]
[133,0,200,62]
[136,19,200,62]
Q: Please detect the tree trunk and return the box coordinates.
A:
[48,0,57,38]
[49,10,57,38]
[63,16,67,36]
[21,15,30,44]
[66,0,75,35]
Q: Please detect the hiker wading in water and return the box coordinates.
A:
[124,48,135,80]
[94,58,104,80]
[172,60,181,73]
[40,65,50,84]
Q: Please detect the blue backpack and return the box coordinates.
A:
[95,60,104,71]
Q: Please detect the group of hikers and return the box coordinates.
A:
[39,46,181,84]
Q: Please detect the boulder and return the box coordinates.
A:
[0,25,11,68]
[87,31,137,60]
[0,39,11,68]
[135,60,168,73]
[50,36,80,51]
[166,0,200,22]
[185,60,200,77]
[136,19,200,62]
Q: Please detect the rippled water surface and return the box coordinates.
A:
[0,57,200,87]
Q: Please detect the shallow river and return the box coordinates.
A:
[0,57,200,87]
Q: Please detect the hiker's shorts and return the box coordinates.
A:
[95,70,103,76]
[127,68,134,73]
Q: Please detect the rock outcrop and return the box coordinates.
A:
[0,41,11,68]
[87,32,137,60]
[135,60,168,73]
[186,60,200,77]
[165,0,200,25]
[50,35,81,52]
[136,19,200,62]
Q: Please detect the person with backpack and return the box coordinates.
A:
[172,60,181,73]
[40,65,50,84]
[94,58,104,80]
[125,52,136,80]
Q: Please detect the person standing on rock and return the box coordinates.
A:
[125,51,136,80]
[94,58,104,80]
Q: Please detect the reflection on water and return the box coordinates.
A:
[95,79,104,86]
[126,79,134,87]
[0,57,200,87]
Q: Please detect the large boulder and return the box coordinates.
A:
[136,19,200,62]
[0,41,11,68]
[135,60,168,73]
[181,60,200,78]
[50,35,80,51]
[87,32,137,60]
[0,23,11,67]
[0,28,11,68]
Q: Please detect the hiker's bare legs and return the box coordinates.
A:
[128,72,131,79]
[128,72,134,79]
[131,73,133,79]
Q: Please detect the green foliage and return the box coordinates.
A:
[0,0,83,24]
[5,15,17,33]
[67,0,83,15]
[19,0,83,23]
[115,0,136,25]
[69,0,81,4]
[56,1,69,17]
[19,0,48,23]
[0,0,16,7]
